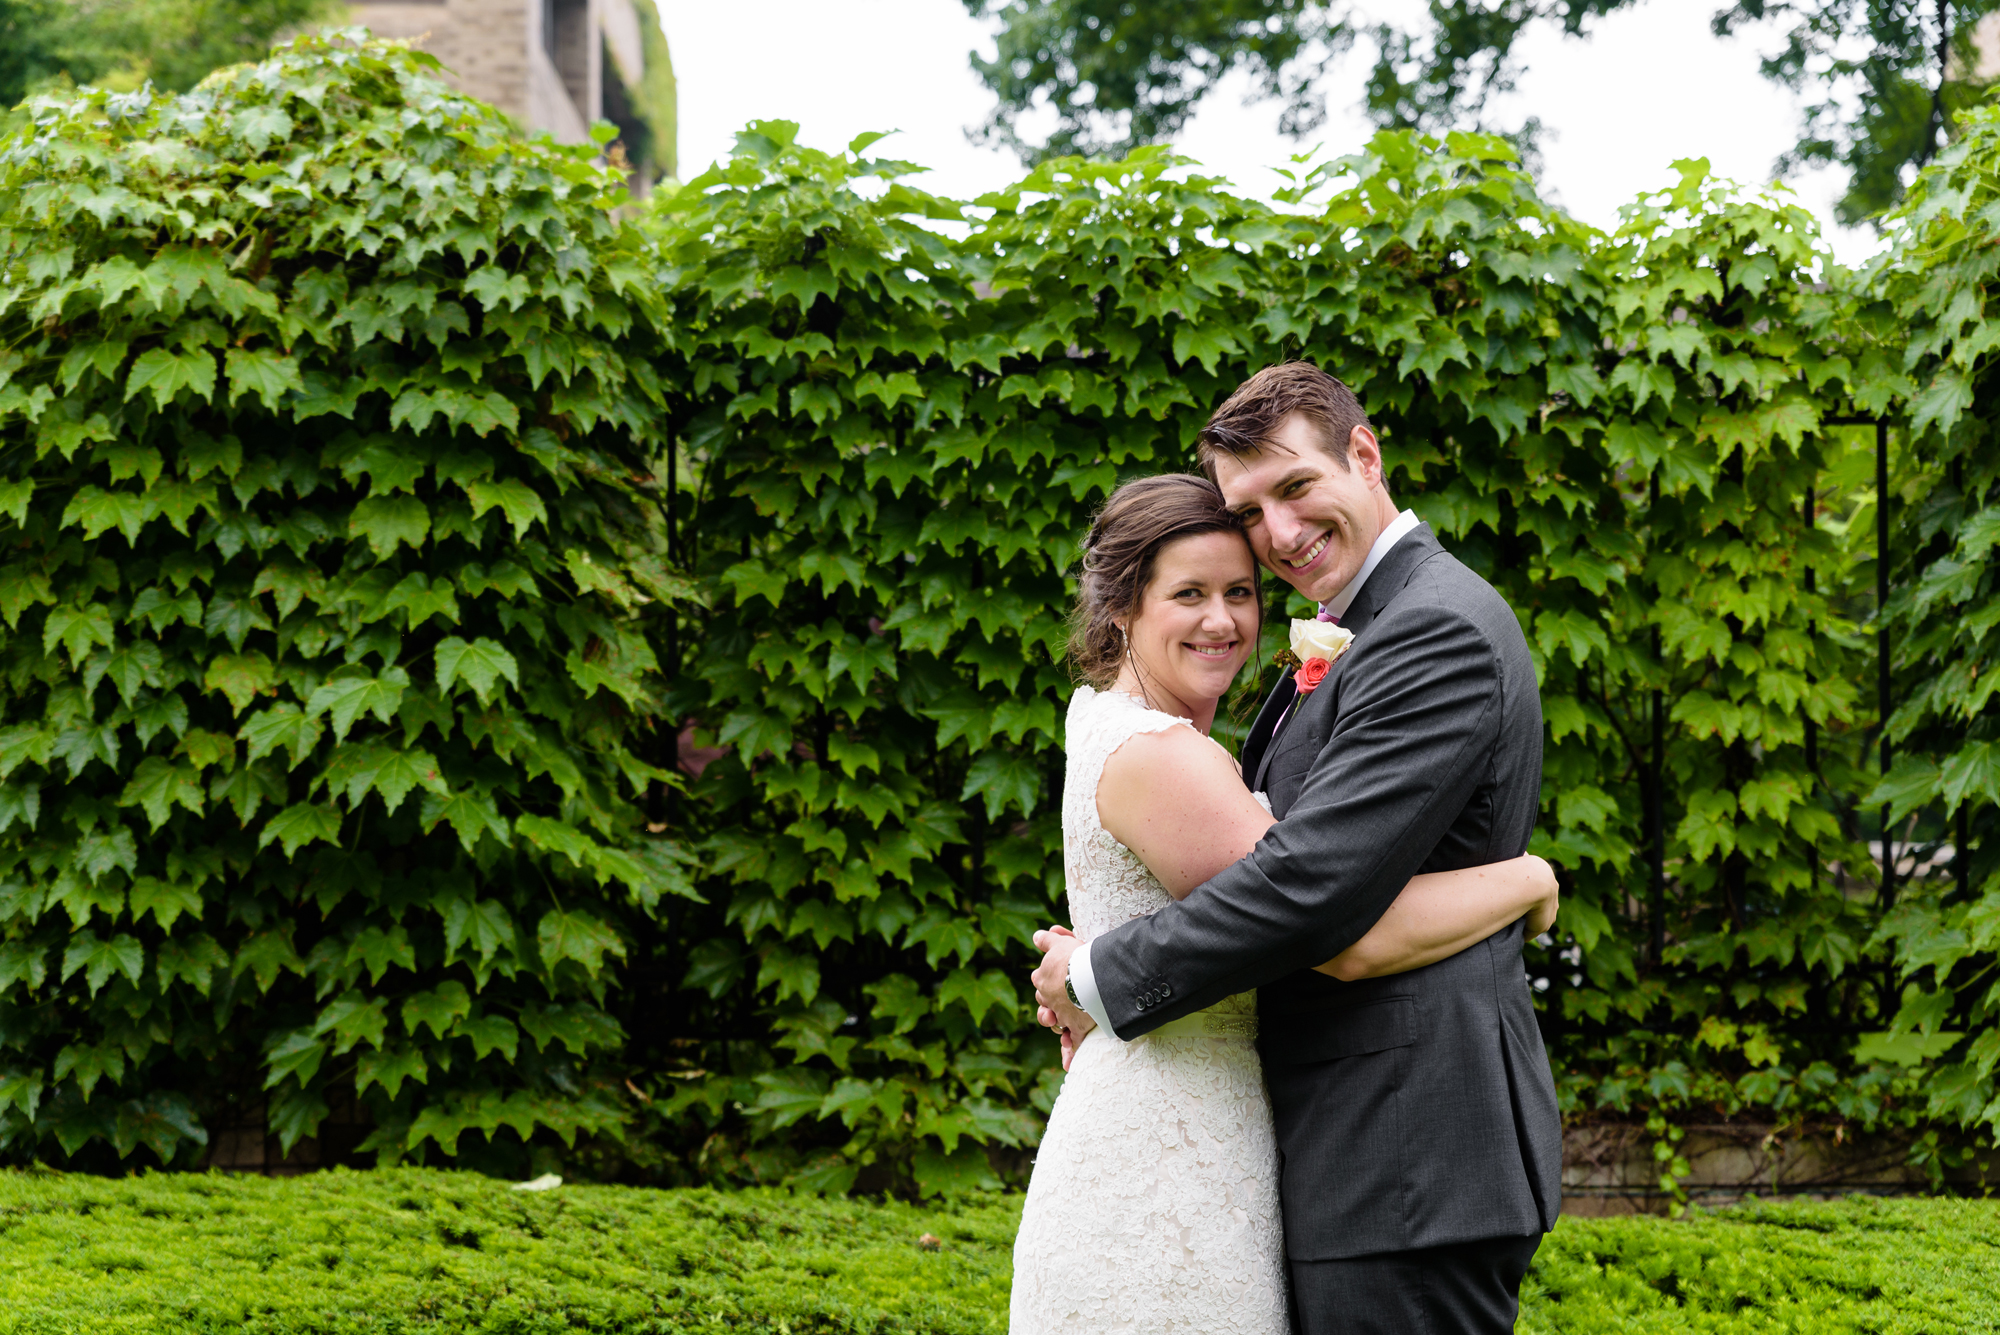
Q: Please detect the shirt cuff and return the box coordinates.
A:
[1067,940,1115,1036]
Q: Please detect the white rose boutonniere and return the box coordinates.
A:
[1290,618,1355,664]
[1287,618,1355,695]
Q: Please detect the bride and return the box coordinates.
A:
[1009,474,1559,1333]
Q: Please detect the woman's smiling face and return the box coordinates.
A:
[1115,529,1260,724]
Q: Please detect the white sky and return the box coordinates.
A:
[664,0,1884,267]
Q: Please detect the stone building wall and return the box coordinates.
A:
[348,0,657,154]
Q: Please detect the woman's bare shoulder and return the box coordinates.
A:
[1099,721,1249,806]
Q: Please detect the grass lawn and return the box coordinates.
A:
[0,1168,1995,1332]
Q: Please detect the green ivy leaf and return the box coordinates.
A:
[305,668,411,742]
[348,496,431,559]
[536,909,624,973]
[240,703,325,769]
[258,803,343,858]
[464,478,547,540]
[204,653,276,713]
[355,1045,429,1099]
[224,347,303,410]
[128,876,203,931]
[401,981,471,1040]
[125,346,218,409]
[117,756,204,831]
[420,789,510,853]
[442,897,514,966]
[313,992,389,1055]
[60,930,144,996]
[433,637,520,705]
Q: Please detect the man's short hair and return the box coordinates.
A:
[1195,362,1373,480]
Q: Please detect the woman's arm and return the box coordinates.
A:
[1097,726,1274,899]
[1099,731,1558,980]
[1317,855,1558,981]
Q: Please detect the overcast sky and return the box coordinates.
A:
[664,0,1882,266]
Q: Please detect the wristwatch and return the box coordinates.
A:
[1065,964,1081,1010]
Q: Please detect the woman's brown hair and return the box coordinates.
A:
[1067,473,1257,689]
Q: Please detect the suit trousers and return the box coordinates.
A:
[1287,1233,1541,1335]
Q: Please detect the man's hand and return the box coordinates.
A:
[1031,927,1096,1054]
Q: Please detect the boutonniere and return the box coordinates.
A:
[1288,618,1355,695]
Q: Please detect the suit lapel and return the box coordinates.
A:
[1332,523,1440,640]
[1238,673,1295,789]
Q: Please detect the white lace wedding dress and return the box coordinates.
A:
[1010,686,1289,1334]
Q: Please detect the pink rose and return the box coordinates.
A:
[1294,657,1331,694]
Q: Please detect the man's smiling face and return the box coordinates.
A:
[1213,411,1393,605]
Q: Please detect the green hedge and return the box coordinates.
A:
[0,1167,1017,1334]
[0,1169,1995,1333]
[0,31,1997,1193]
[0,32,696,1170]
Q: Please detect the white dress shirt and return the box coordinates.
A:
[1065,508,1421,1037]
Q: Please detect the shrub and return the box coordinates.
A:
[0,31,694,1169]
[0,1166,1017,1333]
[0,1168,1995,1333]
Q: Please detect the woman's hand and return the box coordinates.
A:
[1524,854,1560,938]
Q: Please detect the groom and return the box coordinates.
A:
[1032,362,1562,1333]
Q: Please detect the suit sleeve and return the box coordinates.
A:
[1088,599,1507,1039]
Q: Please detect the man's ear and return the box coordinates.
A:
[1348,426,1384,486]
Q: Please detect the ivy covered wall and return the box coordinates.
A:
[0,34,1994,1198]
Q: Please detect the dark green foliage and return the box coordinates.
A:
[633,120,1955,1197]
[964,0,2000,228]
[2,29,1999,1195]
[0,0,337,110]
[1714,0,2000,226]
[0,0,73,111]
[961,0,1633,166]
[0,1168,1995,1332]
[0,32,695,1169]
[1862,93,2000,1140]
[960,0,1346,162]
[1360,0,1631,166]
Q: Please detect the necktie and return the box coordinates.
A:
[1316,606,1339,624]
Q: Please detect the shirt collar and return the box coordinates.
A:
[1318,508,1420,621]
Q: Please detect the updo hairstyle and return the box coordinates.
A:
[1067,473,1255,689]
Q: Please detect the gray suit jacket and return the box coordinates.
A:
[1086,524,1563,1260]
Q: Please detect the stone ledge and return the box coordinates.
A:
[1561,1122,1997,1217]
